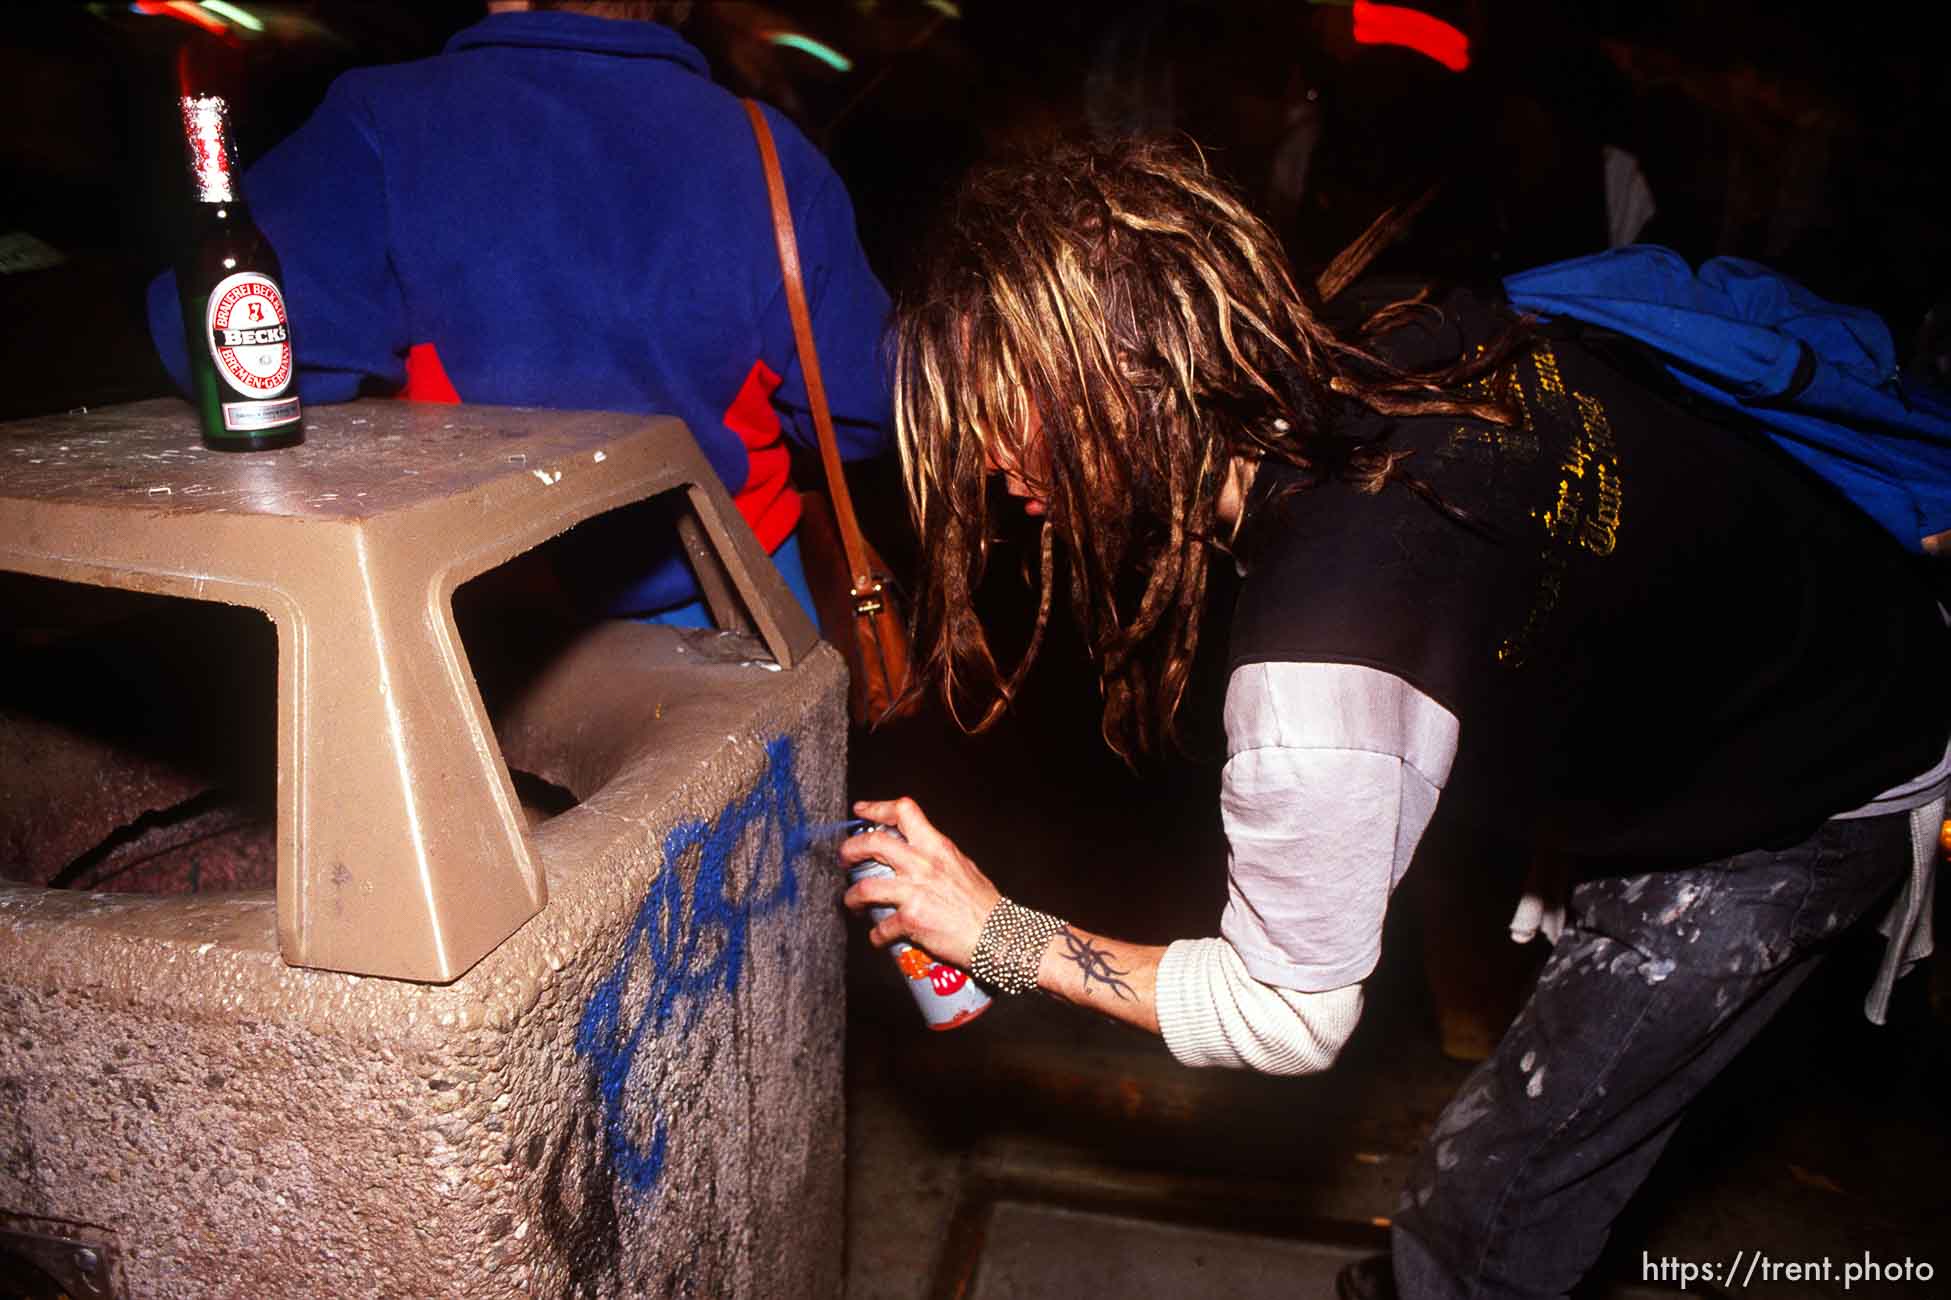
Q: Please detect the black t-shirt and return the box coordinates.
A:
[1231,291,1951,864]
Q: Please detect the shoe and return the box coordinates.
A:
[1335,1254,1399,1300]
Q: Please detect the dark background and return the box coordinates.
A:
[4,0,1949,425]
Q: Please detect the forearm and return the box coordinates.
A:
[1022,923,1362,1075]
[1030,924,1167,1036]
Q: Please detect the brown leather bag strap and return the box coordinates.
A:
[742,98,886,613]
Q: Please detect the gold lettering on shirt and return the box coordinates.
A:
[1446,349,1538,466]
[1489,344,1624,666]
[1572,393,1622,556]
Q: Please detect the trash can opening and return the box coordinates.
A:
[0,567,579,895]
[0,571,277,894]
[452,482,797,814]
[534,486,767,635]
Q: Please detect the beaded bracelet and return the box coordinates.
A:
[970,897,1067,995]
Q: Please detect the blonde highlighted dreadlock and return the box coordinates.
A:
[893,135,1516,761]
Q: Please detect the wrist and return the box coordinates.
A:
[970,896,1066,995]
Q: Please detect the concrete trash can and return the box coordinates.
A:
[0,401,852,1298]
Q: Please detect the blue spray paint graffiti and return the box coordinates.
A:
[574,733,815,1197]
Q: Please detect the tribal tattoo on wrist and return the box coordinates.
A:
[1058,927,1136,1001]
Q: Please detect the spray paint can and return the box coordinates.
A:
[843,823,992,1031]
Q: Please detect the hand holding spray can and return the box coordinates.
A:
[844,821,992,1031]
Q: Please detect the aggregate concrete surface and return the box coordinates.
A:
[2,621,852,1299]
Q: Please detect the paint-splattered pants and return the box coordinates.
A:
[1389,811,1911,1299]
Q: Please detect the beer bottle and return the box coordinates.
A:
[174,94,302,451]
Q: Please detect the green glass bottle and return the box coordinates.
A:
[174,94,303,451]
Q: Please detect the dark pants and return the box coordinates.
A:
[1390,813,1911,1299]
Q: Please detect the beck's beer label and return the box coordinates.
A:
[204,271,295,402]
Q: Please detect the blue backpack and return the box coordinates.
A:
[1503,246,1951,553]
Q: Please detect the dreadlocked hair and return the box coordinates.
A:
[893,135,1522,763]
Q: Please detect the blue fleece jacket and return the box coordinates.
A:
[148,10,893,609]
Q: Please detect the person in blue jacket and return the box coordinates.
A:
[148,0,894,623]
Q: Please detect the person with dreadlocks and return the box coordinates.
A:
[836,136,1951,1300]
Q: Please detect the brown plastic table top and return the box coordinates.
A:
[0,398,818,982]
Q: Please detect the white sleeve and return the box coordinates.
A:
[1156,937,1365,1075]
[1152,662,1457,1076]
[1218,661,1458,992]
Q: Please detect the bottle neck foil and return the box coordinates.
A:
[180,94,239,205]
